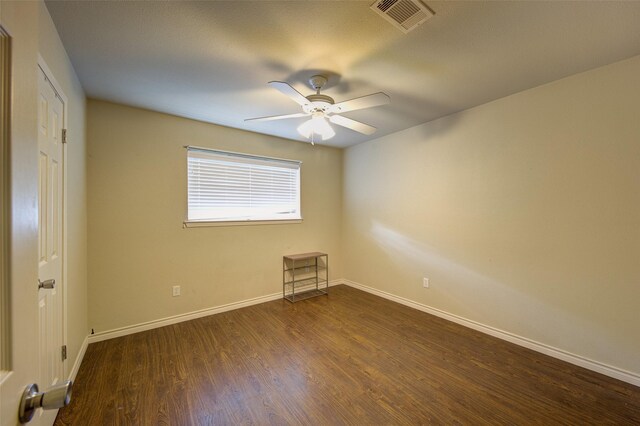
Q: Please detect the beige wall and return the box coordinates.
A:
[87,100,343,332]
[38,1,88,377]
[343,55,640,376]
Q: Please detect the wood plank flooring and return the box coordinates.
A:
[55,285,640,425]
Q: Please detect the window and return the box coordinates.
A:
[186,147,301,224]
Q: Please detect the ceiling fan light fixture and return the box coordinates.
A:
[297,114,335,141]
[247,76,389,142]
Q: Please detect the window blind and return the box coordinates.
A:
[187,147,301,222]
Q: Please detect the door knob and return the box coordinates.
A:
[37,279,55,290]
[18,380,72,423]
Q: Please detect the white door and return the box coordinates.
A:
[35,66,65,425]
[0,6,49,425]
[1,5,70,425]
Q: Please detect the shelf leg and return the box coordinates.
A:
[291,259,295,302]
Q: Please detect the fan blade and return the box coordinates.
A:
[245,112,309,122]
[329,92,390,114]
[268,81,310,106]
[329,115,377,135]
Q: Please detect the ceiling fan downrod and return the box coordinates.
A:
[308,75,328,94]
[305,75,334,107]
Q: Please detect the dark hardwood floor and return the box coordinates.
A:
[55,285,640,425]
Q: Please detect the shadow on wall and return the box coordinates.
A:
[368,220,622,357]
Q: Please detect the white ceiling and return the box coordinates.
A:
[46,1,640,148]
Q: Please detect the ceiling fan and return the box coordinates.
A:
[245,75,390,143]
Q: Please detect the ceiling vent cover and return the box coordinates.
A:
[370,0,434,33]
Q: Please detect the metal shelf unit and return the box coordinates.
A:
[283,252,328,303]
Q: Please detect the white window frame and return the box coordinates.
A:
[184,146,302,227]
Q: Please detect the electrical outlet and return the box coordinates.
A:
[172,285,181,297]
[423,277,429,288]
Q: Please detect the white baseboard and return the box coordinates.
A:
[87,279,342,344]
[68,335,88,383]
[88,292,282,343]
[339,279,640,387]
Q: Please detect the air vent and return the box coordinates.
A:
[370,0,434,33]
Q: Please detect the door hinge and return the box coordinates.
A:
[61,345,67,361]
[62,128,67,144]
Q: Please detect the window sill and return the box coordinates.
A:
[183,219,303,228]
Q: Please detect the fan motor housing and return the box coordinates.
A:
[303,94,334,113]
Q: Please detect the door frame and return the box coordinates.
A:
[36,55,68,380]
[0,22,10,385]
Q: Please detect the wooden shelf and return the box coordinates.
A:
[283,288,327,303]
[283,252,328,303]
[284,276,320,287]
[283,252,326,262]
[283,265,327,274]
